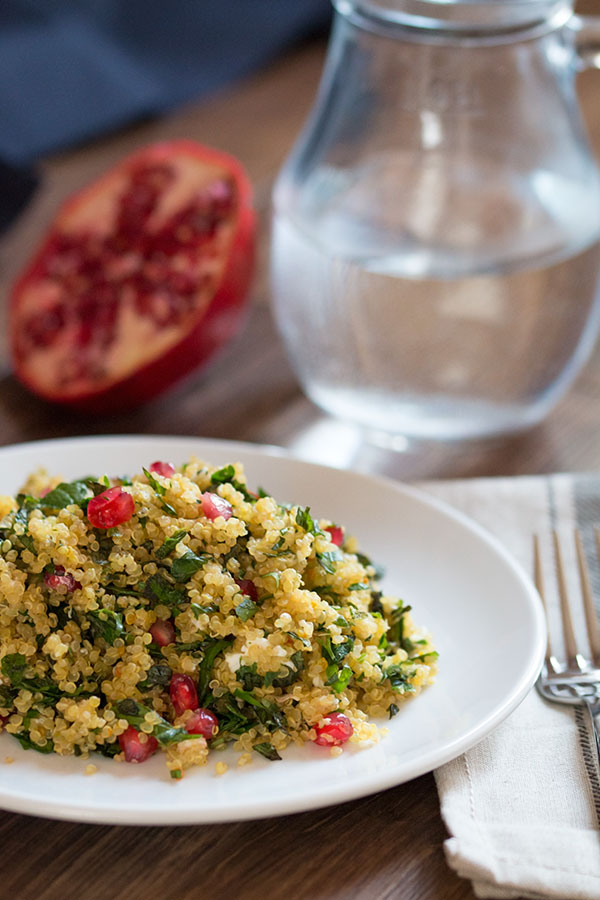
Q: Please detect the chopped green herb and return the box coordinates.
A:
[253,742,281,761]
[409,649,439,662]
[326,663,353,693]
[6,504,36,553]
[369,592,384,616]
[237,650,305,691]
[235,595,259,622]
[286,631,311,648]
[190,602,219,617]
[95,741,121,758]
[15,733,55,754]
[171,549,212,582]
[0,684,16,708]
[263,571,281,589]
[39,481,91,510]
[144,574,186,610]
[143,467,166,496]
[210,465,256,501]
[271,528,291,552]
[319,634,354,666]
[210,693,256,738]
[388,703,399,719]
[356,551,386,581]
[233,689,288,733]
[197,639,233,705]
[316,549,342,575]
[383,664,416,695]
[388,602,412,647]
[156,529,188,559]
[87,608,124,645]
[296,506,322,536]
[137,664,172,691]
[1,653,63,703]
[1,653,27,684]
[235,662,263,691]
[264,650,305,688]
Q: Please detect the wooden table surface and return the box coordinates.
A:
[2,7,600,899]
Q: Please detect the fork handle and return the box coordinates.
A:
[583,698,600,768]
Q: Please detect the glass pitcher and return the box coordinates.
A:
[270,0,600,442]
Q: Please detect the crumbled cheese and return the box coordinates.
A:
[225,652,242,672]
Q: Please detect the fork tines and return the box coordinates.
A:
[534,530,600,676]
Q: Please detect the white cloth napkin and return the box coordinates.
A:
[421,474,600,900]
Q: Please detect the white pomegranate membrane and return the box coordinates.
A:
[14,158,237,396]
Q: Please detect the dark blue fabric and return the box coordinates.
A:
[0,0,331,232]
[0,158,38,231]
[0,0,331,166]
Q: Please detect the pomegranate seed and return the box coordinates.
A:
[118,726,158,763]
[185,708,219,739]
[205,179,234,216]
[234,578,258,602]
[25,304,66,349]
[313,712,353,747]
[170,673,199,716]
[44,565,81,592]
[150,618,175,647]
[201,492,232,521]
[325,525,344,547]
[149,460,176,478]
[87,486,134,529]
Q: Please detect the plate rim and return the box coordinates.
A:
[0,434,546,824]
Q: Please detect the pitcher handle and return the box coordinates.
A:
[568,15,600,70]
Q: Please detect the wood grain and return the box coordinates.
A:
[1,5,600,898]
[0,777,467,900]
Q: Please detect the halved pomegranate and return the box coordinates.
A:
[10,140,255,411]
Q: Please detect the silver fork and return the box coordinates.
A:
[535,531,600,759]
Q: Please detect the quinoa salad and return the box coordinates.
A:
[0,458,437,779]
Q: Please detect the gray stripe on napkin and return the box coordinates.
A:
[572,475,600,829]
[574,475,600,604]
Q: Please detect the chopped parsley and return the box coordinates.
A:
[87,608,124,645]
[383,664,417,695]
[295,506,323,536]
[171,549,212,583]
[253,742,281,761]
[156,529,188,559]
[236,651,305,691]
[316,549,343,575]
[235,595,260,622]
[197,638,233,705]
[210,465,256,502]
[144,574,186,610]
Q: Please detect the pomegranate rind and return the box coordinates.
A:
[10,140,256,412]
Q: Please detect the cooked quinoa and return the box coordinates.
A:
[0,458,437,778]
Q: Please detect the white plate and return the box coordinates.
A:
[0,435,545,825]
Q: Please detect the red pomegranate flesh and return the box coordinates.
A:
[10,140,255,411]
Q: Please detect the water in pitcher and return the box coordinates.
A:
[270,0,600,442]
[271,194,600,441]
